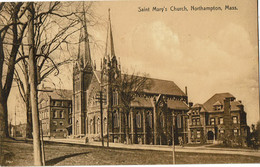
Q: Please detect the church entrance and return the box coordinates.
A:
[207,131,214,140]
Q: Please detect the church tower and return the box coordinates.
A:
[101,9,121,142]
[72,2,93,136]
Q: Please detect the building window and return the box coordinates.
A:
[45,109,48,119]
[233,116,238,124]
[160,113,164,128]
[56,101,61,106]
[60,110,64,118]
[192,118,196,125]
[113,111,119,128]
[197,130,201,138]
[147,112,152,128]
[191,130,194,139]
[53,110,58,118]
[219,117,224,125]
[233,129,238,136]
[53,121,57,126]
[112,92,118,106]
[104,117,107,134]
[60,122,63,126]
[90,119,94,134]
[196,118,200,125]
[177,114,182,128]
[210,118,215,125]
[76,96,80,111]
[220,129,224,134]
[136,112,142,128]
[97,118,100,134]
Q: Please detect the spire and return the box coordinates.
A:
[78,2,92,69]
[105,9,116,60]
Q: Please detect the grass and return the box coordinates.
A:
[1,138,260,166]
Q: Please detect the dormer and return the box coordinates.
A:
[213,101,222,111]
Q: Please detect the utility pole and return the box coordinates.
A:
[27,2,43,165]
[40,120,45,165]
[172,113,176,164]
[14,106,16,138]
[96,89,104,147]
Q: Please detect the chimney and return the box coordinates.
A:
[185,86,188,95]
[224,98,231,114]
[189,102,193,108]
[223,97,232,136]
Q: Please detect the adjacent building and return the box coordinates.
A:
[38,88,72,138]
[188,93,249,146]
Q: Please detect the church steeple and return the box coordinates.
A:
[105,9,116,60]
[101,9,121,81]
[78,1,92,70]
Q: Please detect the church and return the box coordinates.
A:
[72,10,190,145]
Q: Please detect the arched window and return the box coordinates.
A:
[60,110,64,118]
[136,112,141,128]
[147,112,152,128]
[113,111,118,128]
[104,117,107,134]
[112,91,118,106]
[90,119,93,134]
[97,118,100,134]
[45,109,48,118]
[160,112,164,128]
[177,114,182,128]
[53,110,58,118]
[93,116,96,134]
[76,120,79,135]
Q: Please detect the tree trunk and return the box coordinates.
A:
[125,110,130,144]
[26,95,32,138]
[0,97,9,138]
[28,3,43,165]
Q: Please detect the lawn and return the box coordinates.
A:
[1,139,260,166]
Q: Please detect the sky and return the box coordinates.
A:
[7,0,259,126]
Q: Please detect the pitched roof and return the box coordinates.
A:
[130,97,153,108]
[39,88,73,101]
[203,93,240,112]
[143,78,186,96]
[94,71,186,96]
[167,100,189,110]
[188,103,207,114]
[130,97,189,110]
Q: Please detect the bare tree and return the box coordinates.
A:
[0,2,29,138]
[13,1,98,138]
[13,2,82,138]
[113,71,152,144]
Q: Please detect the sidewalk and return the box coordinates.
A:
[46,138,260,157]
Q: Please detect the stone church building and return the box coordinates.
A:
[72,10,190,145]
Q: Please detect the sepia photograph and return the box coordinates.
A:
[0,0,259,166]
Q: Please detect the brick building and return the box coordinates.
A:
[38,88,72,138]
[188,93,249,146]
[72,10,189,145]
